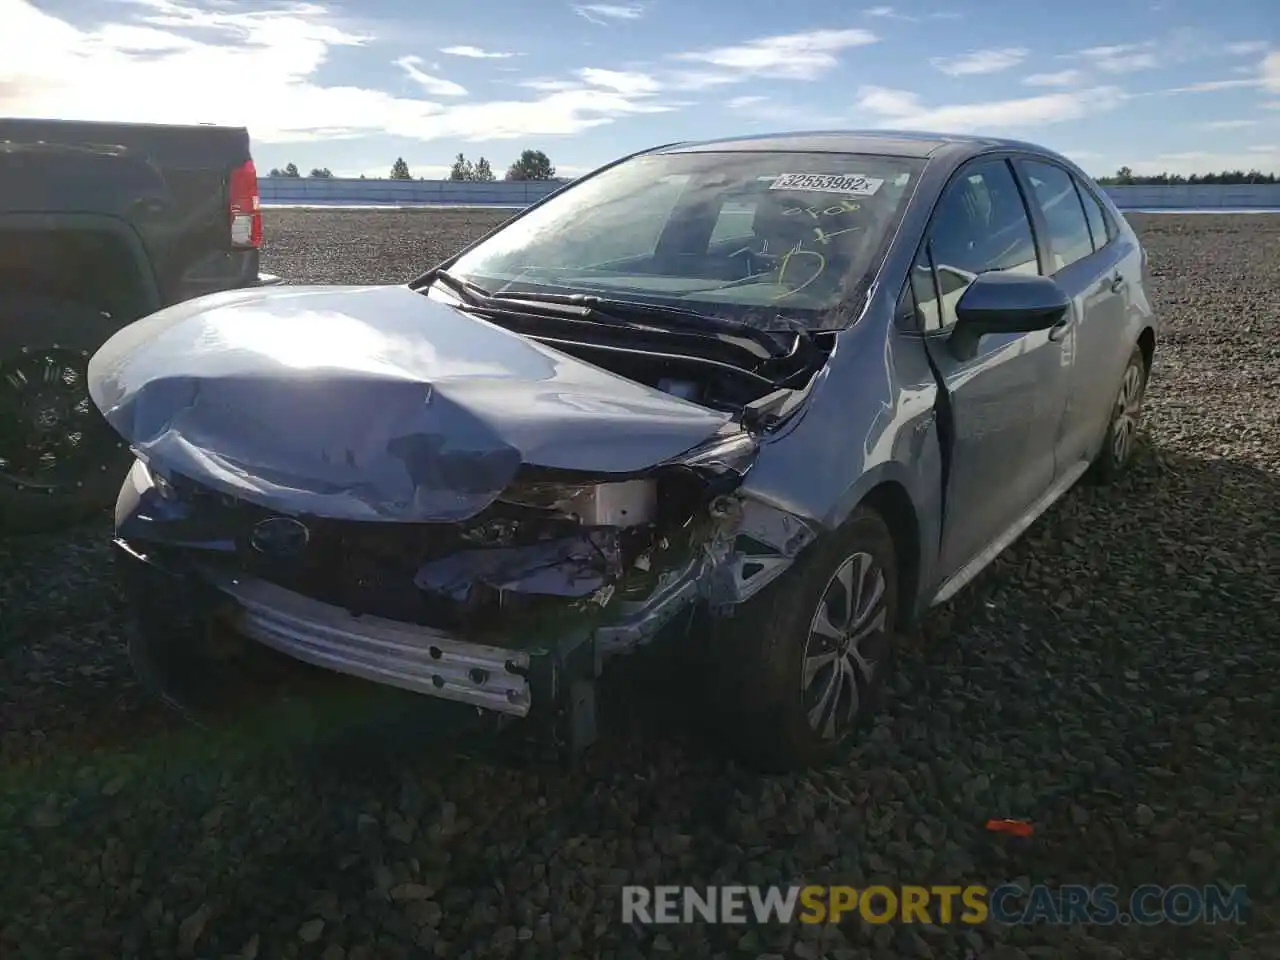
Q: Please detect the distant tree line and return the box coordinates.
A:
[1095,167,1278,185]
[266,163,333,178]
[267,149,563,181]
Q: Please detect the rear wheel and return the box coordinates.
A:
[0,295,131,533]
[708,505,898,772]
[1090,345,1148,484]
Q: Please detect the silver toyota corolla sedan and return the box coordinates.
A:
[88,130,1156,770]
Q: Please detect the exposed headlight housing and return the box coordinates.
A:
[132,451,177,501]
[672,430,759,476]
[499,479,657,528]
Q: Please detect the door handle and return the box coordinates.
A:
[1109,273,1125,294]
[1048,315,1072,342]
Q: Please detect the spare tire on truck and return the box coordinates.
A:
[0,294,132,533]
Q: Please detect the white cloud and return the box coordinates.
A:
[857,86,922,115]
[440,45,515,59]
[1166,78,1260,92]
[672,28,877,81]
[931,47,1028,76]
[1024,69,1083,86]
[667,69,742,90]
[519,77,582,92]
[1077,43,1159,74]
[717,94,844,126]
[0,0,678,144]
[1202,119,1260,130]
[1225,41,1269,56]
[1163,52,1279,96]
[395,55,467,97]
[856,84,1126,131]
[1126,145,1279,176]
[572,3,644,24]
[577,68,662,96]
[864,6,960,21]
[1265,51,1280,92]
[864,5,913,19]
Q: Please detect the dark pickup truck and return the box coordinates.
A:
[0,118,281,533]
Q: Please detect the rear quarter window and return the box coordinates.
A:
[1075,179,1113,252]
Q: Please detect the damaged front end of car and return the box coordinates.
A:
[89,284,826,752]
[111,424,818,752]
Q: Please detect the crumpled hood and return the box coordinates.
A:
[88,284,734,522]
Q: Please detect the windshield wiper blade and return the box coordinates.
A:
[424,268,491,306]
[487,291,796,359]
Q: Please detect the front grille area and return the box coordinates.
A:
[176,481,604,633]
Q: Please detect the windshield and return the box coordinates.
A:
[447,150,925,331]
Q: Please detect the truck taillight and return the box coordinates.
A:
[229,159,263,248]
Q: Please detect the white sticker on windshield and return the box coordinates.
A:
[770,173,884,196]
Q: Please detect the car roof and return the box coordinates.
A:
[653,129,1051,162]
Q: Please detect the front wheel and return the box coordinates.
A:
[708,505,899,772]
[1090,345,1148,484]
[0,295,132,533]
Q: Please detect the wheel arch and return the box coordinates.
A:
[0,213,161,331]
[1137,325,1156,372]
[857,479,922,632]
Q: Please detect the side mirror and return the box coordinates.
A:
[949,271,1070,360]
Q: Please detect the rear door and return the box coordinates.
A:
[1012,158,1129,470]
[908,157,1071,581]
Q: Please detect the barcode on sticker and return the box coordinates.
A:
[770,173,884,196]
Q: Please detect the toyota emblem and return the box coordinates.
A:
[249,516,310,557]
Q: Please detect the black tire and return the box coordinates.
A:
[0,294,132,534]
[1089,345,1148,484]
[708,504,899,772]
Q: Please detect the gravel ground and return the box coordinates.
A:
[1,209,1277,960]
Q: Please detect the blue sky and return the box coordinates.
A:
[5,0,1277,179]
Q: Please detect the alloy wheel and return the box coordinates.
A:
[0,346,123,493]
[1111,361,1145,465]
[800,551,889,741]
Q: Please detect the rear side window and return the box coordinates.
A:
[1018,160,1094,272]
[923,159,1039,329]
[1075,181,1112,252]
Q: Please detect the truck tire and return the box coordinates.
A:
[707,504,899,772]
[0,294,132,534]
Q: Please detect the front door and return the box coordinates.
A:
[911,157,1074,580]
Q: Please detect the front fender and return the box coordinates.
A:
[735,312,944,611]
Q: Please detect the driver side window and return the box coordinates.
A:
[924,159,1040,330]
